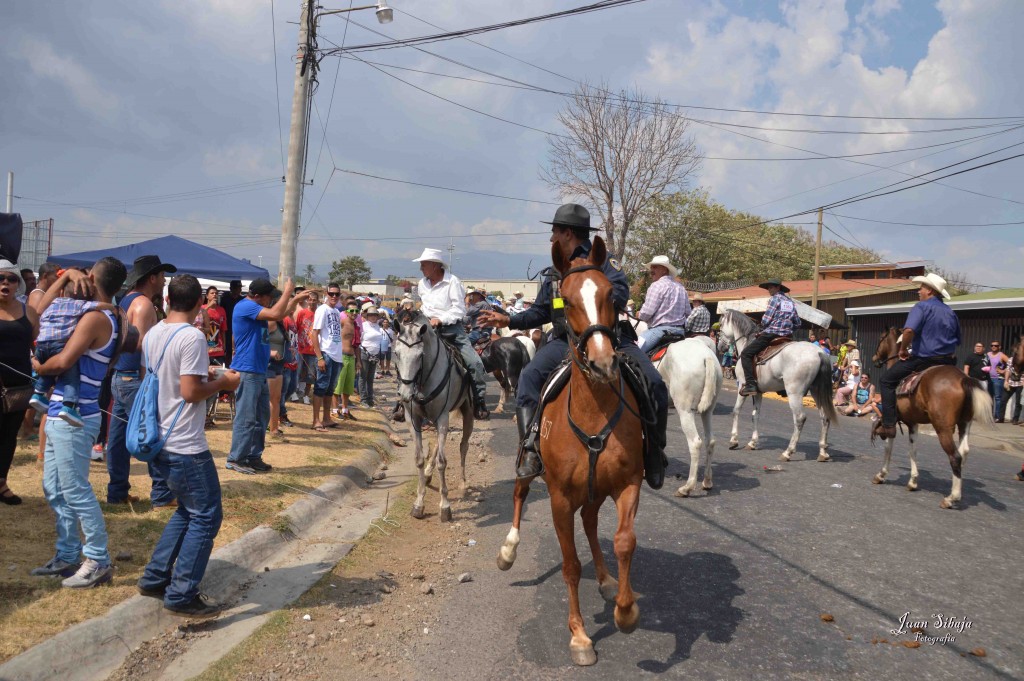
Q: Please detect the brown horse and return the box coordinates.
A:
[871,328,994,508]
[495,236,645,666]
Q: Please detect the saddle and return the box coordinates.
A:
[754,336,793,365]
[646,331,688,362]
[896,368,934,397]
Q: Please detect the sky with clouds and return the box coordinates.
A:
[2,0,1021,285]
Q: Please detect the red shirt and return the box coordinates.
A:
[204,304,226,358]
[296,307,315,356]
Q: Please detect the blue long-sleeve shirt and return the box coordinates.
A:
[904,296,960,357]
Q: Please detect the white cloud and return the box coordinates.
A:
[8,36,120,120]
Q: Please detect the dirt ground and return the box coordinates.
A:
[0,398,389,664]
[106,421,499,681]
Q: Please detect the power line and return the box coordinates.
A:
[333,167,560,205]
[310,0,353,184]
[326,1,649,54]
[829,212,1024,228]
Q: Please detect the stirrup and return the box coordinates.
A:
[739,382,760,396]
[516,449,543,480]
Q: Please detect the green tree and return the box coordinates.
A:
[302,264,317,286]
[329,256,372,289]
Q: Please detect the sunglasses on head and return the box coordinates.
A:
[0,274,19,283]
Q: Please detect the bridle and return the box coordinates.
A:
[558,264,619,379]
[874,329,900,368]
[394,319,468,421]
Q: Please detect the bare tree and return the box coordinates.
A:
[542,82,703,259]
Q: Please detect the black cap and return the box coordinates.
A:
[125,255,177,289]
[759,279,791,294]
[249,278,275,296]
[541,203,599,231]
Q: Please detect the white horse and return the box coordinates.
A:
[393,311,474,522]
[653,338,723,496]
[717,309,838,462]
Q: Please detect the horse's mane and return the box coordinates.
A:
[723,309,757,336]
[396,308,429,329]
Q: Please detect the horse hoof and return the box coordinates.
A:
[410,505,425,519]
[906,483,918,491]
[940,498,955,509]
[779,453,791,461]
[746,443,758,451]
[674,487,692,498]
[570,645,597,667]
[728,442,739,450]
[598,578,618,603]
[701,480,713,491]
[496,551,516,571]
[871,475,885,485]
[817,453,831,462]
[614,603,640,634]
[439,507,453,522]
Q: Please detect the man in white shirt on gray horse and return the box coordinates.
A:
[413,248,490,420]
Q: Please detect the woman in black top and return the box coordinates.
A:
[0,261,40,505]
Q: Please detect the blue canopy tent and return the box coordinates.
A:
[50,235,270,281]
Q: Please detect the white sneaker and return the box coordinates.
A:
[303,396,311,405]
[62,558,114,589]
[288,392,300,402]
[90,444,105,462]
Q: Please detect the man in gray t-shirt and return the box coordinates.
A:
[138,274,240,618]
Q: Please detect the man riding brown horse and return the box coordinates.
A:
[479,204,670,489]
[874,272,961,440]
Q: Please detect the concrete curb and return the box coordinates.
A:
[0,426,396,681]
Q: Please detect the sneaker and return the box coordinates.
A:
[62,558,114,588]
[342,410,357,421]
[164,593,222,618]
[247,458,273,472]
[109,493,141,505]
[268,431,288,443]
[28,393,49,414]
[1016,471,1024,482]
[288,392,300,402]
[225,461,256,475]
[280,418,295,428]
[91,444,105,462]
[137,581,168,599]
[303,395,311,405]
[31,556,81,578]
[57,405,85,428]
[330,409,339,418]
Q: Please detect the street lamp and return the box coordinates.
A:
[277,1,396,283]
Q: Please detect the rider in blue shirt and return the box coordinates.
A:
[875,273,961,440]
[479,204,669,489]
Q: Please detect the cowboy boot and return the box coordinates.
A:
[739,380,760,397]
[644,408,667,490]
[515,405,542,479]
[872,419,897,441]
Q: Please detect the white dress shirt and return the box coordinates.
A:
[417,271,466,326]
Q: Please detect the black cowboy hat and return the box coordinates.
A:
[541,203,600,231]
[125,255,177,289]
[758,278,790,294]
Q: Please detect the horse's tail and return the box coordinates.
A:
[697,353,720,413]
[812,353,840,425]
[965,376,995,426]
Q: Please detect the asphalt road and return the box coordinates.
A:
[405,384,1024,680]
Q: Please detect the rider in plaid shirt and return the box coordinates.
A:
[739,279,801,396]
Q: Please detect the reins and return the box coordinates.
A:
[394,321,469,431]
[559,264,619,380]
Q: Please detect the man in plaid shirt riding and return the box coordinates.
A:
[637,255,691,352]
[739,279,802,396]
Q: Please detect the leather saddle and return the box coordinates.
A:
[896,367,935,397]
[646,331,688,362]
[755,336,793,365]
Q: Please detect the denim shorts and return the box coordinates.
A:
[313,356,342,397]
[266,359,285,379]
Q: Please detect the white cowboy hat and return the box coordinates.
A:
[0,259,25,297]
[911,272,951,300]
[691,292,704,302]
[361,300,375,312]
[363,305,380,315]
[412,247,446,264]
[514,290,524,297]
[645,255,678,278]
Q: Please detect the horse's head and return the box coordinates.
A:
[393,309,432,403]
[552,235,618,383]
[873,327,898,368]
[1014,336,1024,372]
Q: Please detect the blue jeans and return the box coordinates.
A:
[107,374,174,504]
[34,339,80,404]
[139,450,223,606]
[228,371,269,464]
[42,418,110,565]
[438,324,488,406]
[280,366,297,417]
[637,325,687,352]
[988,376,1005,420]
[359,350,378,404]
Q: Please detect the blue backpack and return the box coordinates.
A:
[127,325,190,461]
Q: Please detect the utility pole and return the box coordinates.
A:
[5,171,12,213]
[447,239,455,274]
[277,0,314,284]
[812,207,823,309]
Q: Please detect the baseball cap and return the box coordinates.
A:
[249,278,275,296]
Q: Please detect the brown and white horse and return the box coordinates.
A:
[871,328,994,508]
[495,237,645,666]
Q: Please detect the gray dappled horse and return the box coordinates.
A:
[717,309,838,462]
[393,310,474,521]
